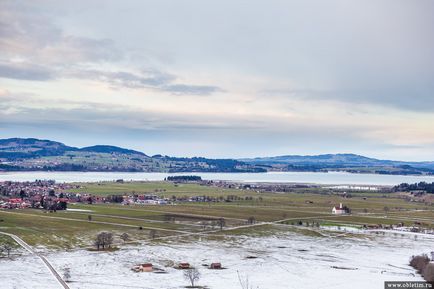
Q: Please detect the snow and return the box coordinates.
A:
[0,254,59,289]
[66,209,93,213]
[1,230,432,289]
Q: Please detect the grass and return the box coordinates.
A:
[1,181,433,248]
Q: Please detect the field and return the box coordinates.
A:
[1,181,433,249]
[1,180,434,289]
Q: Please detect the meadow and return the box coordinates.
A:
[1,181,433,249]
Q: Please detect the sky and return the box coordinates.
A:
[1,0,434,160]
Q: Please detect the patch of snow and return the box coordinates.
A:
[1,231,431,289]
[66,209,93,212]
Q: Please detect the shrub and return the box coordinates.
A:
[410,254,430,273]
[423,263,434,283]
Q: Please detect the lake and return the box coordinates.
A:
[0,171,434,185]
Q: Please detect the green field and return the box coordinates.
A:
[1,181,433,249]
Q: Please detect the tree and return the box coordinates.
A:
[247,217,256,225]
[423,263,434,283]
[1,243,13,258]
[183,268,200,287]
[218,218,226,230]
[94,232,114,250]
[383,206,390,214]
[120,233,130,243]
[88,215,92,221]
[409,254,430,273]
[48,189,56,197]
[63,267,71,282]
[237,271,255,289]
[149,229,157,239]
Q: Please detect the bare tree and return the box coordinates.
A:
[1,243,13,258]
[183,268,200,287]
[247,217,256,225]
[94,232,114,250]
[149,229,157,239]
[218,218,226,230]
[88,215,92,221]
[63,267,71,282]
[237,271,256,289]
[120,233,130,243]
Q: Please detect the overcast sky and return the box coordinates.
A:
[1,0,433,160]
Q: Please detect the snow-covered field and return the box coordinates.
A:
[2,230,432,289]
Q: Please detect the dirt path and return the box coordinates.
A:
[0,231,70,289]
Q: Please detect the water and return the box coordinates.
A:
[0,171,434,185]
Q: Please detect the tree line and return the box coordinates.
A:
[393,182,434,194]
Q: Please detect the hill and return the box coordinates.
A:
[0,138,78,160]
[80,145,147,156]
[1,138,433,175]
[0,138,264,173]
[240,154,434,175]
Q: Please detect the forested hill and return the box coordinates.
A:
[0,138,264,173]
[1,138,433,175]
[240,154,434,175]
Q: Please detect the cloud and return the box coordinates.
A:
[68,68,222,95]
[0,2,121,65]
[0,1,221,96]
[263,87,434,112]
[0,63,54,81]
[162,84,222,96]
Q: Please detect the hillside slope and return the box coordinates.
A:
[0,138,263,173]
[240,154,434,175]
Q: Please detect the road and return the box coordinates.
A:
[0,231,70,289]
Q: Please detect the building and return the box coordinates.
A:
[210,263,222,269]
[132,263,153,272]
[332,203,350,215]
[140,263,153,272]
[178,263,190,269]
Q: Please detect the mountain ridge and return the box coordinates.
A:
[0,138,433,174]
[0,138,263,173]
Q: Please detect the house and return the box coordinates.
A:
[178,263,190,269]
[132,263,153,272]
[209,263,222,269]
[332,203,350,215]
[140,263,153,272]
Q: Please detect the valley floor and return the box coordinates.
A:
[1,229,431,289]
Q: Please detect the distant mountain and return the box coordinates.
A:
[241,154,381,165]
[80,145,147,156]
[0,138,264,173]
[1,138,433,175]
[0,138,77,160]
[240,154,434,175]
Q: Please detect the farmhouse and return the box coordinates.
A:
[178,262,190,269]
[132,263,153,272]
[210,262,222,269]
[332,203,350,215]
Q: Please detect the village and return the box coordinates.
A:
[1,180,433,238]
